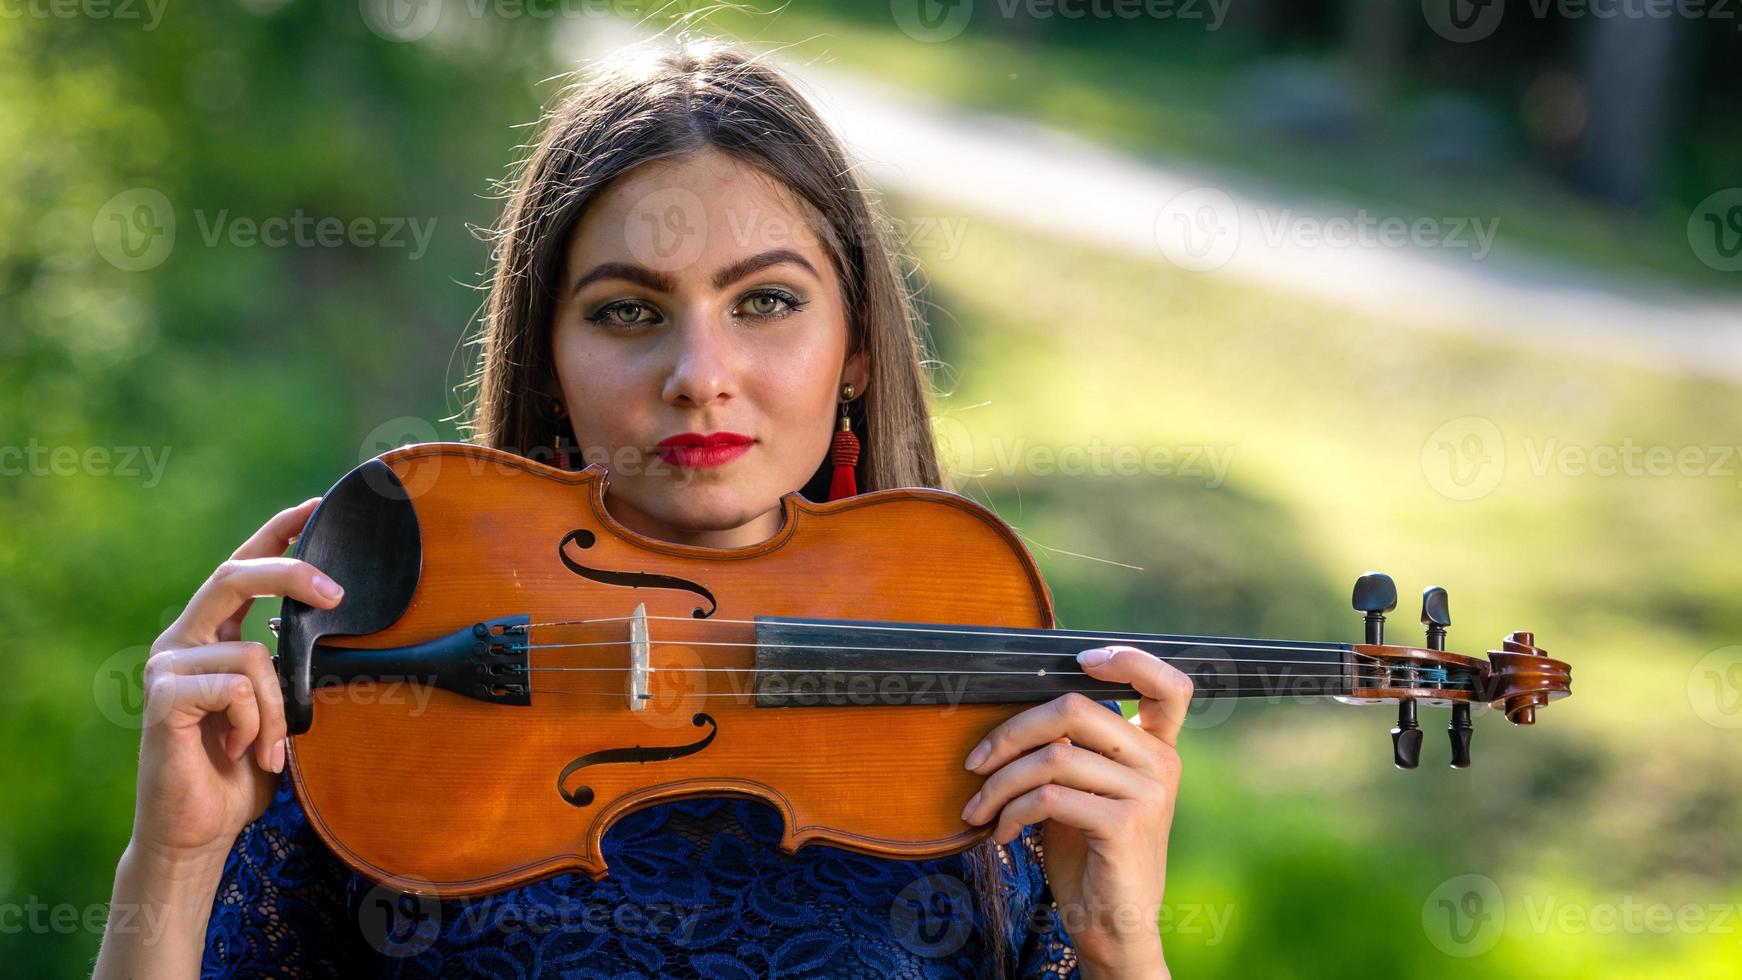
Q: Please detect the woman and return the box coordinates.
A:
[94,37,1188,979]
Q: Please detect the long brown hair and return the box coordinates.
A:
[457,34,1017,973]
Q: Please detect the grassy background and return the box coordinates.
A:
[4,3,1740,976]
[902,195,1742,976]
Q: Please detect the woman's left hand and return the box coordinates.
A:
[960,645,1191,978]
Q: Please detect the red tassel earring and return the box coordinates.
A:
[553,428,572,471]
[552,400,574,471]
[828,382,859,501]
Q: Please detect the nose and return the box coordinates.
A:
[660,314,736,409]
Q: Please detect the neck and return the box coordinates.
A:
[602,488,786,550]
[750,616,1359,707]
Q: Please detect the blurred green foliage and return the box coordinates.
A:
[4,3,1740,977]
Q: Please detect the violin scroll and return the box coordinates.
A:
[1486,631,1570,725]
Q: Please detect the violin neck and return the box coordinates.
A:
[751,617,1357,708]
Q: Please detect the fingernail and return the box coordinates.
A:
[960,791,981,822]
[965,742,990,770]
[271,738,286,773]
[1077,647,1113,667]
[313,575,343,600]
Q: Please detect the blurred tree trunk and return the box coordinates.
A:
[1343,0,1404,96]
[1573,13,1688,207]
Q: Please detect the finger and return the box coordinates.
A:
[167,556,344,647]
[966,692,1153,779]
[988,784,1126,846]
[231,498,322,562]
[1077,645,1194,745]
[961,741,1155,827]
[147,641,287,771]
[210,499,323,640]
[146,671,261,762]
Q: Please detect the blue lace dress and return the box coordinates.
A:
[197,709,1120,978]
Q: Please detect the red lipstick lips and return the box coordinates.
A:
[653,431,753,469]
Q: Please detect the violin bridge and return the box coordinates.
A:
[629,602,651,711]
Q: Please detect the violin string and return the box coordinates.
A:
[520,686,1394,699]
[519,613,1359,659]
[525,688,1152,699]
[517,638,1362,669]
[510,666,1363,679]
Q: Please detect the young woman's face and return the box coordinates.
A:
[550,149,867,548]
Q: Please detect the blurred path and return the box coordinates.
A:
[565,25,1742,381]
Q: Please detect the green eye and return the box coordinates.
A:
[736,289,807,320]
[588,301,658,328]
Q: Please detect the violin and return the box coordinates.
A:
[272,442,1571,898]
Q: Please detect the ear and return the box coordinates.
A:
[841,346,870,400]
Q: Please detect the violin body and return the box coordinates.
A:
[276,443,1570,899]
[281,443,1059,897]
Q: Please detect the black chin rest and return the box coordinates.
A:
[275,458,422,735]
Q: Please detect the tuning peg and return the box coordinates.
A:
[1419,586,1472,768]
[1448,705,1473,768]
[1352,572,1398,644]
[1391,699,1423,769]
[1420,586,1450,648]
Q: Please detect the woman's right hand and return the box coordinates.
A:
[128,497,346,868]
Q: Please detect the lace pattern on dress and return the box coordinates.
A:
[201,703,1126,979]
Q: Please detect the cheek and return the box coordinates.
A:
[553,331,641,438]
[747,340,843,430]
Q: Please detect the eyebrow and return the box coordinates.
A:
[569,249,821,297]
